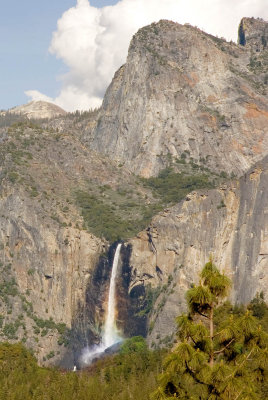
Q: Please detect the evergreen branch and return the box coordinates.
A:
[234,390,243,400]
[226,347,255,380]
[212,328,229,338]
[185,361,206,386]
[197,311,209,319]
[213,338,235,355]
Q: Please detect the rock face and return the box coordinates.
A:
[0,120,113,365]
[90,19,268,178]
[0,120,148,366]
[0,118,158,365]
[5,101,67,120]
[1,17,268,363]
[126,158,268,345]
[238,17,268,51]
[0,186,103,366]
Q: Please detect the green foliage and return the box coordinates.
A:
[3,323,18,339]
[75,162,223,242]
[249,292,267,319]
[217,199,226,209]
[2,317,24,340]
[46,351,55,360]
[149,321,155,334]
[32,316,67,334]
[27,269,34,276]
[199,105,227,126]
[136,285,161,317]
[120,336,147,355]
[152,262,268,399]
[0,277,18,298]
[30,317,68,346]
[8,171,19,183]
[142,167,215,204]
[248,292,268,333]
[6,146,33,167]
[0,113,28,128]
[75,190,161,242]
[75,190,131,241]
[0,342,164,400]
[201,261,231,298]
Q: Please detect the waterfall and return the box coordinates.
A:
[80,243,123,365]
[103,243,122,348]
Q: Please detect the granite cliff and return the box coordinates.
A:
[88,16,268,346]
[127,157,268,345]
[0,118,163,365]
[0,17,268,364]
[90,19,268,178]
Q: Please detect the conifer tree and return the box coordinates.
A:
[152,261,268,399]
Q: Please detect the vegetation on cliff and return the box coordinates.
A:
[141,166,217,204]
[76,162,223,242]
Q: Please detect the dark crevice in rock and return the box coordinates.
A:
[238,22,246,46]
[147,227,157,253]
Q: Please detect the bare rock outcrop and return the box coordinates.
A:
[238,17,268,51]
[91,19,268,178]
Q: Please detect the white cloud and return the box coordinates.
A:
[26,0,268,111]
[25,90,54,103]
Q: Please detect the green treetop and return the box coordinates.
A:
[152,261,268,399]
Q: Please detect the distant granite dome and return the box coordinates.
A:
[7,100,67,120]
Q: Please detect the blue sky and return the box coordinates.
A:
[0,0,118,110]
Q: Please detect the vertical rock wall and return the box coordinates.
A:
[0,187,104,366]
[127,159,268,345]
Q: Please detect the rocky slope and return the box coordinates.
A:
[90,18,268,178]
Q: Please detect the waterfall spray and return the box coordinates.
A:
[80,243,123,365]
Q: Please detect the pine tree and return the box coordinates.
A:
[152,261,268,399]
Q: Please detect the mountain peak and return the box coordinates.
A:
[91,17,268,178]
[7,100,67,120]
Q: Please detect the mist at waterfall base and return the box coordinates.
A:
[80,244,124,366]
